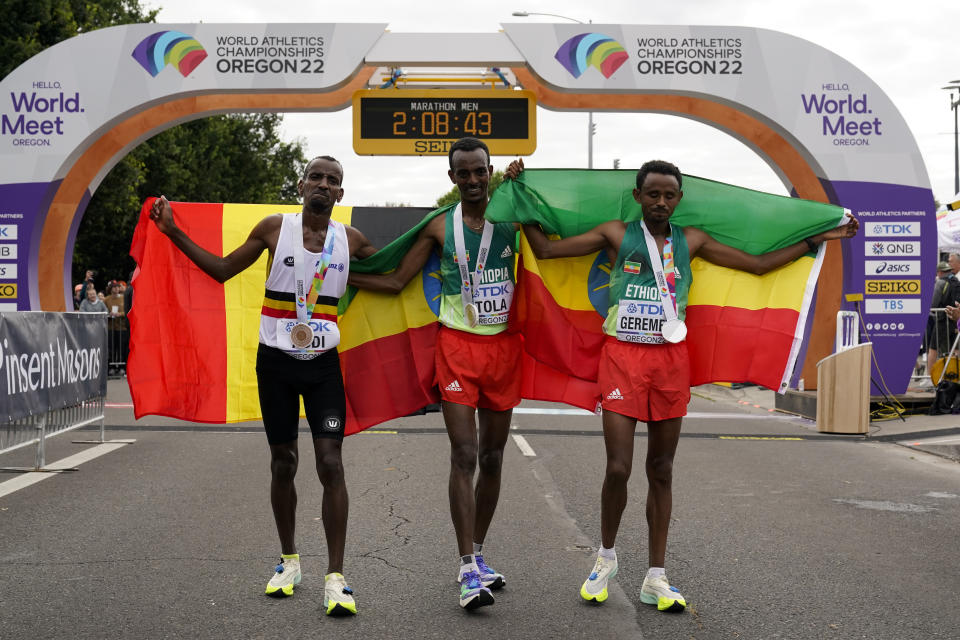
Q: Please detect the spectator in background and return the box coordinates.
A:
[950,253,960,276]
[79,285,107,313]
[73,284,84,310]
[927,261,960,376]
[104,281,128,374]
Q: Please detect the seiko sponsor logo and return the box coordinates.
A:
[865,280,920,295]
[869,241,920,256]
[865,260,921,276]
[864,222,920,237]
[864,298,922,315]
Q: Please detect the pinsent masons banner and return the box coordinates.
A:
[0,312,107,422]
[501,24,936,392]
[0,23,936,393]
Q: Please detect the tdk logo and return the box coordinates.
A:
[864,222,920,238]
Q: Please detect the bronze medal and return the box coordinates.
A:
[290,322,314,349]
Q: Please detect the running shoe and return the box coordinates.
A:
[323,572,357,616]
[459,568,494,610]
[579,555,618,603]
[640,574,686,612]
[475,553,505,590]
[265,556,301,597]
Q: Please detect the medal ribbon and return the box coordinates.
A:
[452,203,495,320]
[292,213,337,324]
[640,220,680,325]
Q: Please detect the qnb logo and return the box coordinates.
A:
[132,30,207,77]
[555,33,629,79]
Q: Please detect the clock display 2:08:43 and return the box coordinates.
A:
[392,110,492,137]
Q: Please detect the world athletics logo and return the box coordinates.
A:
[132,30,207,77]
[554,33,629,79]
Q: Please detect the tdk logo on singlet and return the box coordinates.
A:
[283,256,294,267]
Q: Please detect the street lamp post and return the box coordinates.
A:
[512,10,595,168]
[945,82,960,195]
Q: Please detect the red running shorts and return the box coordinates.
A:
[436,326,522,411]
[598,337,691,422]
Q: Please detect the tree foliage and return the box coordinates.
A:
[73,114,307,286]
[0,0,158,78]
[0,0,310,290]
[435,170,505,208]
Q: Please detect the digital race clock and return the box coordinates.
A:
[352,89,537,156]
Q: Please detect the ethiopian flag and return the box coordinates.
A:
[127,200,441,435]
[486,169,846,410]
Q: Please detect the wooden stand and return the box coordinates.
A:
[816,342,872,434]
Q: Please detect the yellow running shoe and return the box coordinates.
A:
[324,572,357,616]
[640,574,686,612]
[579,555,618,603]
[265,555,301,597]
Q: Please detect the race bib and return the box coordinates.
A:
[276,318,340,352]
[472,278,514,326]
[615,298,667,344]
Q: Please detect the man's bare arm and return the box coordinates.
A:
[346,226,378,260]
[149,196,275,283]
[688,214,859,275]
[347,215,444,294]
[522,220,625,260]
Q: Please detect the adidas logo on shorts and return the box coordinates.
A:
[445,380,463,392]
[500,245,513,259]
[606,387,624,400]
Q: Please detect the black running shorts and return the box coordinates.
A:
[255,344,347,444]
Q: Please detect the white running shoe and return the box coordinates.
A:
[459,568,494,610]
[265,556,301,597]
[640,574,686,612]
[579,555,618,603]
[324,572,357,616]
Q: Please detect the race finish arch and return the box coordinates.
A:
[0,23,935,393]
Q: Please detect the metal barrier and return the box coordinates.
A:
[0,397,106,472]
[912,308,955,383]
[0,311,114,472]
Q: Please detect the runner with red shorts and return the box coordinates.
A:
[515,158,858,613]
[350,138,520,610]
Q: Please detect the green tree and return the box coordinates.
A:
[73,114,307,286]
[0,0,158,78]
[435,170,505,208]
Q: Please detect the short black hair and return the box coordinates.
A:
[448,137,490,169]
[636,160,682,191]
[303,155,343,180]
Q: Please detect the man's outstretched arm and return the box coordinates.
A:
[347,215,443,295]
[150,196,273,283]
[688,213,859,275]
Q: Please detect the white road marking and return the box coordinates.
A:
[512,434,536,457]
[0,441,134,499]
[513,407,799,420]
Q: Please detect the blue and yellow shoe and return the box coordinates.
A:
[640,574,686,612]
[459,568,494,610]
[324,572,357,616]
[475,553,505,590]
[265,555,301,597]
[579,555,618,603]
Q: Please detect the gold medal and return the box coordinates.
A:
[290,322,314,349]
[464,303,479,328]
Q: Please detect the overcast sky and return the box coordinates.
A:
[148,0,960,208]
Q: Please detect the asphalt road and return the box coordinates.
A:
[1,384,959,639]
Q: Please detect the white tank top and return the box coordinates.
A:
[258,213,350,354]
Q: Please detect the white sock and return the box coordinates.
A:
[473,542,483,556]
[459,554,477,577]
[647,566,665,578]
[598,545,617,560]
